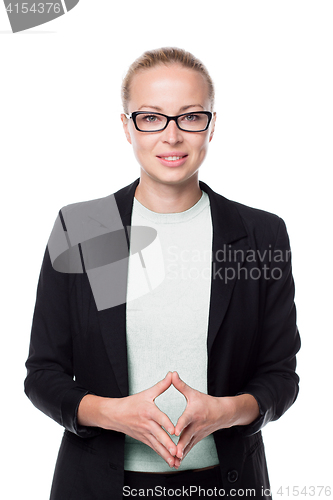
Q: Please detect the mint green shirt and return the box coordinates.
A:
[124,190,220,472]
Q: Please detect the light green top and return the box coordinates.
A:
[124,190,219,472]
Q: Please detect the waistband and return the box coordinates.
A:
[125,464,220,475]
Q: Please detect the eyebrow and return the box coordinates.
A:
[137,104,205,112]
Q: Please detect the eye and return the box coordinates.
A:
[146,115,158,122]
[182,114,203,122]
[141,114,161,123]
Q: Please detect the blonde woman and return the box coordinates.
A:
[25,47,300,499]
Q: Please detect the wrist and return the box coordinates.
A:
[229,394,260,427]
[77,394,114,429]
[98,396,122,431]
[213,396,237,430]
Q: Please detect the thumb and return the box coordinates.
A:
[148,371,173,400]
[172,371,192,399]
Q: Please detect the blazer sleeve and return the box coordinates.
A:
[235,216,301,437]
[24,222,101,439]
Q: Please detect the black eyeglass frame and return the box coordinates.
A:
[125,111,213,132]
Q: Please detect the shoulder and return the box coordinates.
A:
[227,197,289,249]
[57,179,136,224]
[56,192,121,232]
[202,180,289,248]
[201,180,282,227]
[228,197,282,227]
[58,192,114,216]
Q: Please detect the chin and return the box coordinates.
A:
[148,170,197,186]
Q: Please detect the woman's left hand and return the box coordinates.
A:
[171,371,259,466]
[171,371,234,464]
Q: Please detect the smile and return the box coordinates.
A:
[156,153,189,167]
[161,156,185,161]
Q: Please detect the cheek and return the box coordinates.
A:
[131,136,158,167]
[132,135,155,156]
[191,136,210,156]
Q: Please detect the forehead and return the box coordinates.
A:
[128,64,210,111]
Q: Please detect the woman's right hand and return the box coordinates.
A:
[78,372,180,468]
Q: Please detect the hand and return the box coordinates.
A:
[100,372,181,468]
[171,371,235,465]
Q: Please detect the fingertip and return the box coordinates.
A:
[172,371,182,385]
[170,446,177,457]
[161,372,171,385]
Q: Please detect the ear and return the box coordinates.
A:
[121,113,132,145]
[209,112,217,143]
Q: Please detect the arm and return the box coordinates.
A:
[234,217,301,436]
[24,243,100,438]
[172,217,300,462]
[25,226,179,465]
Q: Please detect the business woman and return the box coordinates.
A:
[24,47,301,499]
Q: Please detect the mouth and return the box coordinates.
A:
[156,154,188,167]
[158,155,186,161]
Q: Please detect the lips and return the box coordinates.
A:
[157,152,188,160]
[160,155,185,161]
[156,154,188,167]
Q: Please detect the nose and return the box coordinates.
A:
[162,119,183,145]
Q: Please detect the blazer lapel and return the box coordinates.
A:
[198,181,250,357]
[96,179,140,398]
[96,178,250,398]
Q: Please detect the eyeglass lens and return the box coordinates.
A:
[135,113,209,132]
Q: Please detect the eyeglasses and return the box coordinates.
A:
[125,111,212,133]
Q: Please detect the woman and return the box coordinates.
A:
[25,47,300,499]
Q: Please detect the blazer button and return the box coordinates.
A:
[227,470,238,483]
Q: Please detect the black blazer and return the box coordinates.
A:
[24,178,301,499]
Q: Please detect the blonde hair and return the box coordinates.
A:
[121,47,215,114]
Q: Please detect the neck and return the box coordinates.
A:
[134,173,202,214]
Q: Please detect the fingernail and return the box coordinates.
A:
[168,459,173,467]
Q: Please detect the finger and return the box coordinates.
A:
[180,435,196,461]
[172,371,193,400]
[151,404,175,436]
[175,426,194,459]
[174,408,192,437]
[149,420,177,457]
[145,431,177,468]
[175,444,183,461]
[147,372,173,399]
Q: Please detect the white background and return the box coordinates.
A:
[1,1,332,498]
